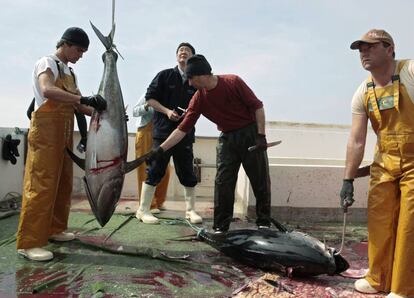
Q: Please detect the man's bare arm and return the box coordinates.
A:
[255,107,266,135]
[160,128,186,151]
[344,113,368,179]
[38,69,81,104]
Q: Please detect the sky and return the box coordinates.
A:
[1,0,414,136]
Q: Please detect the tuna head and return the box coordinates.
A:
[84,167,124,226]
[333,252,349,274]
[283,231,349,276]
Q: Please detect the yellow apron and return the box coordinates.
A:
[364,60,414,296]
[17,64,76,249]
[135,121,170,209]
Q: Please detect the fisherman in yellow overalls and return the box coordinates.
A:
[16,27,107,261]
[341,29,414,298]
[133,94,170,213]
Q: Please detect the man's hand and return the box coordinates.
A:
[167,109,182,122]
[80,95,107,112]
[255,134,268,151]
[146,147,164,165]
[340,179,355,211]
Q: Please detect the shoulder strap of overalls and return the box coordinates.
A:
[68,66,75,79]
[366,79,382,128]
[53,59,77,95]
[392,59,408,111]
[366,60,407,129]
[53,59,76,80]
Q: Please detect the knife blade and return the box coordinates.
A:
[248,140,282,152]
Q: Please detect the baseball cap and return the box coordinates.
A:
[350,29,394,50]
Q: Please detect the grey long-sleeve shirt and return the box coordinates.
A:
[133,93,154,129]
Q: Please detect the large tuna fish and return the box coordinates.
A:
[68,22,147,227]
[191,219,349,277]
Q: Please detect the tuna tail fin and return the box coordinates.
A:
[90,21,114,50]
[66,148,85,170]
[124,152,152,174]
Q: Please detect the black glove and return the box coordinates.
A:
[340,179,355,211]
[255,134,268,151]
[80,95,107,112]
[2,134,20,165]
[125,113,129,122]
[76,137,87,153]
[146,147,164,165]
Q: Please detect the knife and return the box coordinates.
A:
[248,140,282,152]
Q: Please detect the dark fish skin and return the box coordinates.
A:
[198,228,349,277]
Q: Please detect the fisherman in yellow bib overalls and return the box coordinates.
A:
[341,29,414,298]
[16,27,107,261]
[133,93,171,213]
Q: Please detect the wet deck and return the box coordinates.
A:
[0,197,387,297]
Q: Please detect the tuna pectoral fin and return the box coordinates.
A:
[66,148,85,170]
[124,152,152,174]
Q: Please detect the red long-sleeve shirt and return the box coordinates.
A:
[178,75,263,133]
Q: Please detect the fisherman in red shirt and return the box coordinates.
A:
[147,54,271,232]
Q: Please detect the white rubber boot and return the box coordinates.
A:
[184,187,202,224]
[49,232,75,241]
[136,183,159,224]
[17,247,54,261]
[354,279,378,294]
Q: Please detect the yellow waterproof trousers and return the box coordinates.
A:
[17,64,77,249]
[363,60,414,296]
[366,136,414,296]
[17,110,74,249]
[135,122,170,209]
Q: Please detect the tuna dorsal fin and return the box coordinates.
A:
[90,21,113,50]
[66,148,85,170]
[124,152,151,174]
